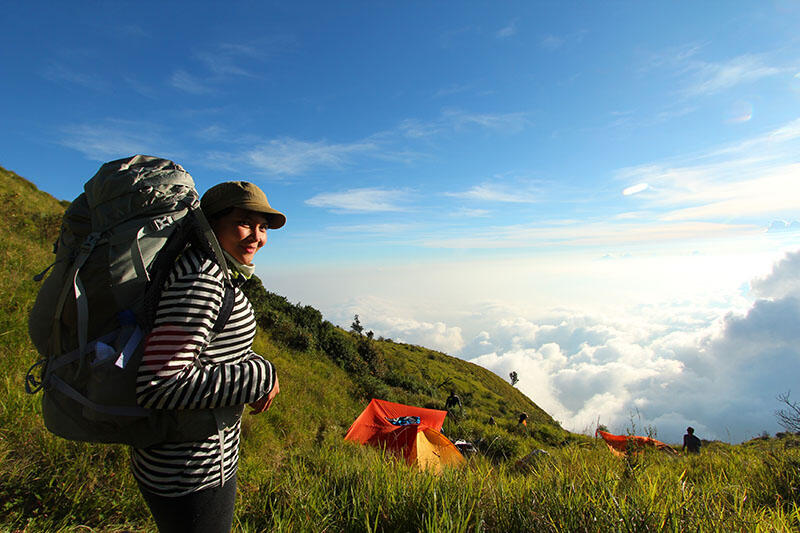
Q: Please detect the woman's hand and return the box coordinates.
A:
[249,374,280,415]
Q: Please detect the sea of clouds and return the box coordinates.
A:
[312,249,800,444]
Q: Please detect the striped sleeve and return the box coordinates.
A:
[135,254,274,410]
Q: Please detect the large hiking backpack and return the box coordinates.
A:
[26,155,239,448]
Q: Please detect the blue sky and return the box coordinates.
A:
[2,1,800,442]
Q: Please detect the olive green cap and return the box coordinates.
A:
[201,181,286,229]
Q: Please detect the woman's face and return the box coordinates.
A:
[212,207,269,265]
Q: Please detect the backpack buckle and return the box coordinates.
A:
[80,232,100,253]
[151,215,174,232]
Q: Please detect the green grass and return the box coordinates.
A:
[232,437,800,532]
[1,164,799,532]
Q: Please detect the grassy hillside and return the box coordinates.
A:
[2,164,799,532]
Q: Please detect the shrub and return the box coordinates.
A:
[354,374,395,402]
[357,337,386,377]
[291,305,323,337]
[320,328,367,375]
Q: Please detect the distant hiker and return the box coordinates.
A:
[518,412,528,426]
[683,426,701,454]
[488,416,496,426]
[446,390,462,411]
[133,180,284,532]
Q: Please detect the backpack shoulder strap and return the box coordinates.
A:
[212,285,235,334]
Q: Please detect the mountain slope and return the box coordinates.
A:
[0,164,564,530]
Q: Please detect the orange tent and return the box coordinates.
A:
[595,429,678,456]
[344,398,465,472]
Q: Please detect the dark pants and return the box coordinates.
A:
[137,475,237,533]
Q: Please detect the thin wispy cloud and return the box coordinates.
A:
[726,101,753,124]
[446,183,538,203]
[618,118,800,220]
[496,20,518,39]
[245,138,377,176]
[197,43,261,77]
[687,54,784,96]
[306,188,410,213]
[644,42,703,70]
[540,30,587,51]
[397,108,529,138]
[398,118,441,138]
[123,76,157,98]
[451,207,491,218]
[325,222,414,235]
[209,106,529,178]
[171,41,283,94]
[41,63,105,90]
[541,34,565,50]
[442,108,529,132]
[170,69,215,94]
[653,105,697,124]
[421,220,759,250]
[433,83,474,98]
[119,25,150,39]
[58,120,168,161]
[659,164,800,221]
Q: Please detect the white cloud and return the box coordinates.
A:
[246,138,377,176]
[541,34,565,50]
[766,220,800,233]
[649,162,800,222]
[325,223,414,235]
[540,30,586,51]
[442,108,529,132]
[450,207,491,218]
[462,251,800,443]
[172,41,282,94]
[496,20,518,39]
[381,317,465,353]
[686,54,785,96]
[726,101,753,124]
[264,241,795,443]
[622,183,649,196]
[751,250,800,299]
[41,63,105,90]
[421,220,759,249]
[59,120,168,161]
[445,183,538,203]
[170,69,215,94]
[617,118,800,221]
[196,43,260,77]
[324,296,466,353]
[396,108,529,139]
[306,188,410,213]
[433,84,474,99]
[398,118,441,138]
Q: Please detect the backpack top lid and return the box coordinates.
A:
[84,155,199,232]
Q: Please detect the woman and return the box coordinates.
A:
[132,181,284,532]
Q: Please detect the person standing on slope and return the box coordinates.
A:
[132,181,284,532]
[683,426,701,454]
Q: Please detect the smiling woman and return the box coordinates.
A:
[133,180,286,533]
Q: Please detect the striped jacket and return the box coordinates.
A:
[131,247,275,497]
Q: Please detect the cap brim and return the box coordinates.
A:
[240,201,286,229]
